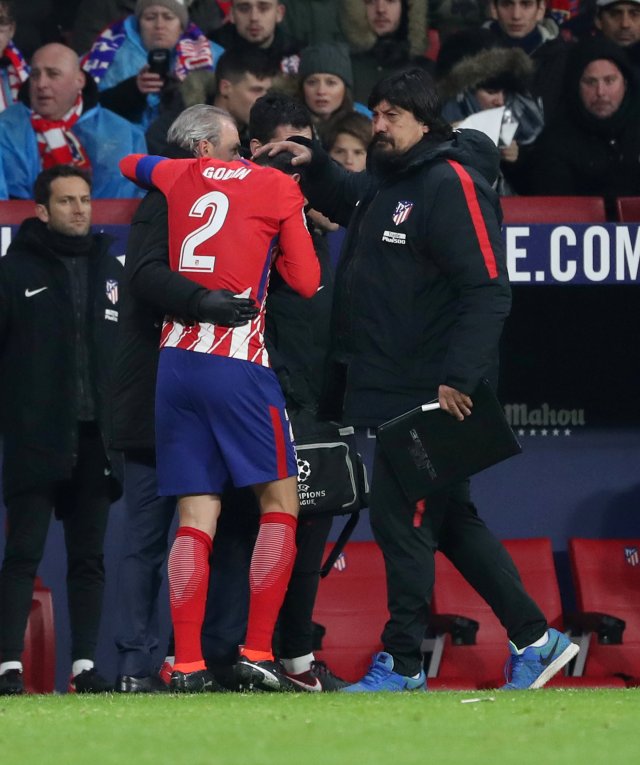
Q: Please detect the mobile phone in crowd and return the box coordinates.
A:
[147,48,171,78]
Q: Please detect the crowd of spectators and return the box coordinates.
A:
[0,0,636,205]
[0,0,637,202]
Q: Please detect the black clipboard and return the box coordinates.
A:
[376,379,522,503]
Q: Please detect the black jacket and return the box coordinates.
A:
[0,218,123,500]
[265,229,333,416]
[210,23,301,70]
[110,190,205,451]
[526,38,640,216]
[301,129,512,426]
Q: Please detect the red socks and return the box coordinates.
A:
[243,512,297,658]
[168,526,212,671]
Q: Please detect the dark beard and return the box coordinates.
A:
[368,140,408,177]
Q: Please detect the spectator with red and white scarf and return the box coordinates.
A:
[0,42,146,199]
[82,0,224,128]
[0,1,29,113]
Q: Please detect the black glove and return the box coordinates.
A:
[197,290,259,327]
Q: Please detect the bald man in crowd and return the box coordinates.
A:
[0,42,145,199]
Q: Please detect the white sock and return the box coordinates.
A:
[72,659,94,677]
[163,656,175,668]
[281,653,314,674]
[0,661,23,674]
[517,631,549,655]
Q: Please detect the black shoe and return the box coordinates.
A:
[310,660,349,691]
[283,660,349,692]
[116,674,170,693]
[234,656,295,692]
[169,668,223,693]
[69,668,113,693]
[0,669,24,695]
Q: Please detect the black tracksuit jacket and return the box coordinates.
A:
[301,129,512,426]
[0,218,123,500]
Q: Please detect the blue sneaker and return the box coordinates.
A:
[501,628,580,689]
[341,652,426,693]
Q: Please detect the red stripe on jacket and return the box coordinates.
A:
[446,160,498,279]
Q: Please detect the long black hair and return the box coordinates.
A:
[369,67,453,141]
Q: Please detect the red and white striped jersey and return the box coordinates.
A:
[120,154,320,365]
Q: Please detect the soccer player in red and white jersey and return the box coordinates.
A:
[120,104,320,693]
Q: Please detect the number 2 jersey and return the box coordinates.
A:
[119,154,320,366]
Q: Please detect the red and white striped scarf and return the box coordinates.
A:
[30,95,91,170]
[0,41,29,112]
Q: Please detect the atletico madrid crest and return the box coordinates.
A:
[392,200,414,226]
[625,546,639,566]
[105,279,119,305]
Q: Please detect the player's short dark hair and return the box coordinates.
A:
[34,165,92,206]
[249,93,313,144]
[251,150,299,176]
[369,67,453,141]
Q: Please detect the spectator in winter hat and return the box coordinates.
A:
[298,42,371,144]
[437,29,544,194]
[525,36,640,215]
[82,0,223,129]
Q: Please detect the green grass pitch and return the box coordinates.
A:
[1,689,638,765]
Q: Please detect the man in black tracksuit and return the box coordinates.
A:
[282,67,579,691]
[0,166,122,695]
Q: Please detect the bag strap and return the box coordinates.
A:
[320,511,360,578]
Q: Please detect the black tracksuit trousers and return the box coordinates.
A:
[369,443,548,677]
[0,423,111,663]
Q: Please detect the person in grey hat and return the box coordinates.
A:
[72,0,226,54]
[298,42,370,144]
[81,1,223,128]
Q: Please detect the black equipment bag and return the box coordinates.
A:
[294,423,368,518]
[293,421,369,577]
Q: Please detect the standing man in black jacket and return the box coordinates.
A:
[265,67,579,691]
[0,165,121,695]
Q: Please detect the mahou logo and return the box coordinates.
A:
[504,402,586,437]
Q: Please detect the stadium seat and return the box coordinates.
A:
[427,538,621,690]
[312,541,387,683]
[22,577,56,694]
[568,538,640,687]
[500,196,606,224]
[615,197,640,222]
[0,198,140,225]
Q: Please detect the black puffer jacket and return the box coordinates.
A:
[301,129,511,426]
[0,218,123,500]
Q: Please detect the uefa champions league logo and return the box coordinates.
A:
[297,458,311,492]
